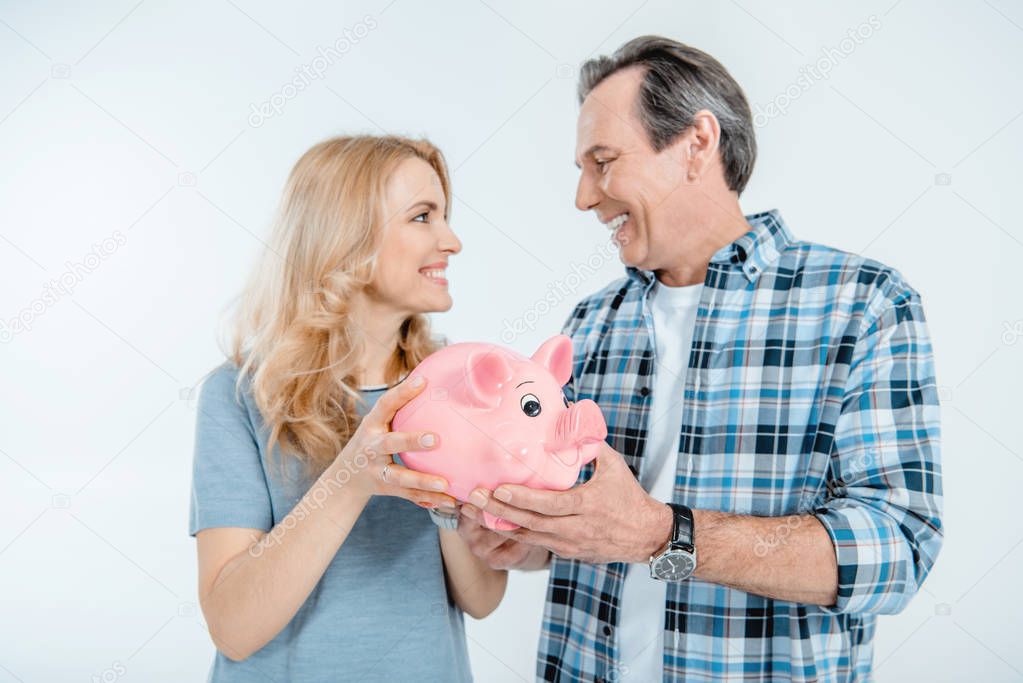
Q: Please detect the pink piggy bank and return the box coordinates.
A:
[392,334,607,531]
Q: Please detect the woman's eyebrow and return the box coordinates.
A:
[405,200,439,213]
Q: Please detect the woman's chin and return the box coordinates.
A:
[413,293,453,314]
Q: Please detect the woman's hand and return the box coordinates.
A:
[338,375,457,509]
[456,504,552,571]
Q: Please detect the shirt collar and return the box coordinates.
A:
[626,208,793,287]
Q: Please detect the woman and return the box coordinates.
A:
[188,135,506,682]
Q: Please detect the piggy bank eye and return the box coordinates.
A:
[520,393,542,417]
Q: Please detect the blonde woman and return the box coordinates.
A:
[188,136,506,681]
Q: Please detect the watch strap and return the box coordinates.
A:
[668,503,694,551]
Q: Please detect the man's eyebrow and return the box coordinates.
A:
[515,380,535,388]
[574,145,615,169]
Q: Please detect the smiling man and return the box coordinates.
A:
[456,35,944,682]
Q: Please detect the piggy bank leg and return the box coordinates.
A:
[482,510,519,531]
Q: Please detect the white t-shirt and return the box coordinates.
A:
[616,278,702,680]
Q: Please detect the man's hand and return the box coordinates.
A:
[466,442,674,564]
[457,506,551,570]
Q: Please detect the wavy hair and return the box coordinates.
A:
[226,135,449,479]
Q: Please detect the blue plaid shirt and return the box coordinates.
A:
[537,209,943,682]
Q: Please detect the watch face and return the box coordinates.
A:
[652,550,695,581]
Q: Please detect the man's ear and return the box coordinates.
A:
[686,109,721,180]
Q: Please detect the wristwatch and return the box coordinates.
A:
[428,507,460,530]
[649,503,697,581]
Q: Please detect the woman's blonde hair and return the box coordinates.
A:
[227,135,449,478]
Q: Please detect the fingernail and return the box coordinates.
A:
[411,375,425,387]
[432,479,447,491]
[494,488,512,503]
[420,433,435,447]
[469,489,488,507]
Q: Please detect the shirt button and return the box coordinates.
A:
[638,386,650,397]
[602,624,613,636]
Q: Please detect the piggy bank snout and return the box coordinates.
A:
[552,399,607,447]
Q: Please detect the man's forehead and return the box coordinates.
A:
[575,99,636,164]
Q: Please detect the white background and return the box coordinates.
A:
[1,0,1021,680]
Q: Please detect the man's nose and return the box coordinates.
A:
[575,171,601,212]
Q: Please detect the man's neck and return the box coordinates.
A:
[655,197,749,287]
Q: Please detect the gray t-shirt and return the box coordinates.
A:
[189,362,473,683]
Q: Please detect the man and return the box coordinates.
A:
[456,35,943,682]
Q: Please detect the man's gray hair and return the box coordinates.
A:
[578,35,757,195]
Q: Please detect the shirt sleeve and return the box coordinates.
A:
[188,364,274,537]
[813,283,944,615]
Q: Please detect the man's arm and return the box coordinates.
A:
[466,450,839,606]
[469,281,942,613]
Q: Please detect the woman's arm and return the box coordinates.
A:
[437,520,508,619]
[197,459,374,661]
[197,377,455,661]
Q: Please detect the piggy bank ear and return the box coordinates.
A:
[530,335,573,386]
[465,349,515,408]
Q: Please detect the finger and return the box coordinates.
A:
[369,375,427,423]
[374,430,441,459]
[502,525,565,555]
[468,488,560,533]
[409,492,460,508]
[469,528,510,556]
[380,462,448,494]
[490,484,582,517]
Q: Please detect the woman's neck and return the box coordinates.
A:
[350,295,407,387]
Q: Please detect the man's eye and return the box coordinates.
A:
[595,159,612,172]
[412,212,429,223]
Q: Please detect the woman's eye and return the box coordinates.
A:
[412,212,429,223]
[520,393,541,417]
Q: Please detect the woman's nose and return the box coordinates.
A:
[438,221,462,254]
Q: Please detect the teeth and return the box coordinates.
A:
[604,213,629,231]
[422,269,445,279]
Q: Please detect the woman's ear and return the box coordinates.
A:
[530,335,574,386]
